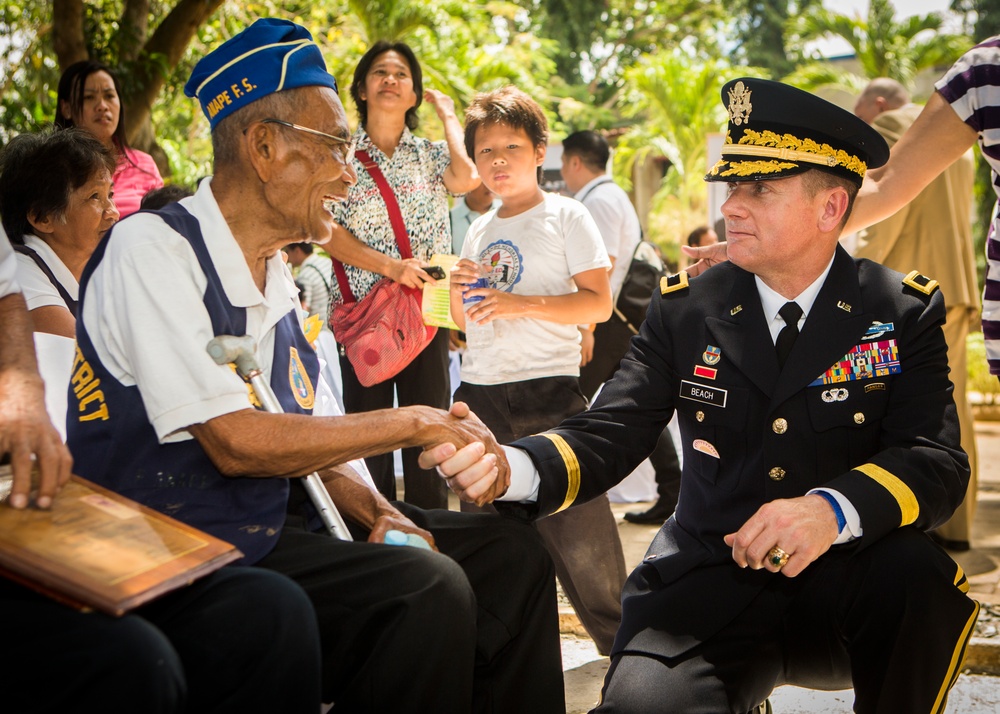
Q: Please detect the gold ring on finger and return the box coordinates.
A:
[768,546,790,569]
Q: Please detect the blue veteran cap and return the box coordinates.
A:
[185,18,338,130]
[705,77,889,187]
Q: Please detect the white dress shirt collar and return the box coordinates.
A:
[755,255,835,344]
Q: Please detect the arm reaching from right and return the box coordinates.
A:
[846,91,978,235]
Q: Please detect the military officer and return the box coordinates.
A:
[423,78,978,713]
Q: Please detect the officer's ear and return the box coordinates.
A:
[818,186,850,233]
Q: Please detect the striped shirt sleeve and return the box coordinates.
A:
[936,36,1000,375]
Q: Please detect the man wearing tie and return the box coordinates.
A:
[425,78,978,712]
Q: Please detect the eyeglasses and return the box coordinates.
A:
[259,118,356,164]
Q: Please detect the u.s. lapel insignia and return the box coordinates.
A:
[727,81,752,126]
[837,301,852,313]
[730,305,743,316]
[703,345,721,365]
[289,346,315,410]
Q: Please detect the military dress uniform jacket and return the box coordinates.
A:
[512,245,969,658]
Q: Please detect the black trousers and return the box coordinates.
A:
[595,528,979,714]
[256,490,565,713]
[0,567,321,713]
[457,376,628,655]
[340,327,450,510]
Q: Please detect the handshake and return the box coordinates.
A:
[418,401,511,507]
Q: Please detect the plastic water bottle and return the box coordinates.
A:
[463,265,495,349]
[385,529,432,550]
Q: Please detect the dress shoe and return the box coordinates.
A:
[623,500,672,525]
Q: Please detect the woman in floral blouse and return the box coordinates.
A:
[327,41,478,509]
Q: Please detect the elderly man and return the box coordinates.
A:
[0,225,322,713]
[853,77,980,552]
[65,19,562,713]
[426,78,977,713]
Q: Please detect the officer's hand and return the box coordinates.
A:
[723,494,839,577]
[681,242,729,277]
[419,440,508,506]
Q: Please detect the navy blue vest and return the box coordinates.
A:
[66,203,320,564]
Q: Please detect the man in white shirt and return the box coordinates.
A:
[426,78,977,714]
[562,130,682,527]
[64,19,563,713]
[285,241,334,328]
[0,227,324,713]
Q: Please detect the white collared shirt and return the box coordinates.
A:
[15,233,80,310]
[82,178,302,443]
[0,225,20,298]
[574,175,641,296]
[755,257,833,345]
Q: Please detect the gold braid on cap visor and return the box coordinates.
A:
[715,129,868,178]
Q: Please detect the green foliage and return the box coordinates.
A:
[729,0,822,78]
[613,51,747,250]
[790,0,971,85]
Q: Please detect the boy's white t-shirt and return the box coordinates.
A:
[459,192,610,386]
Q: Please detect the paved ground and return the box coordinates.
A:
[559,419,1000,713]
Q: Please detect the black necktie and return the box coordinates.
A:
[775,301,803,369]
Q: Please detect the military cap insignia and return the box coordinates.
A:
[727,81,752,126]
[902,270,939,295]
[660,271,689,295]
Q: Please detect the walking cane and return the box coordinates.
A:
[206,334,353,541]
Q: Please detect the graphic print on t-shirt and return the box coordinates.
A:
[478,239,523,292]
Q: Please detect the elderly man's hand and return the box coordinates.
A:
[723,494,839,577]
[681,242,729,277]
[0,372,72,510]
[369,511,438,552]
[419,439,509,506]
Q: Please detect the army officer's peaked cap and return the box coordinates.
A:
[705,77,889,187]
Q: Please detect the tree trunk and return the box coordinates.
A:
[51,0,87,67]
[122,0,226,140]
[116,0,150,62]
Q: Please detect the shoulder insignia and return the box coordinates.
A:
[902,270,939,296]
[660,271,689,295]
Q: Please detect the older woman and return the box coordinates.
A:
[0,129,119,337]
[55,60,163,217]
[327,41,478,509]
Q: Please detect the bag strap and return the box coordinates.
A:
[576,177,615,204]
[331,149,414,304]
[12,244,78,317]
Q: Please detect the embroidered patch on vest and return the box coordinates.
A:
[289,346,315,409]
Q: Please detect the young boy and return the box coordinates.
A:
[449,85,627,655]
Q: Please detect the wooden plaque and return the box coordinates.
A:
[0,470,242,616]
